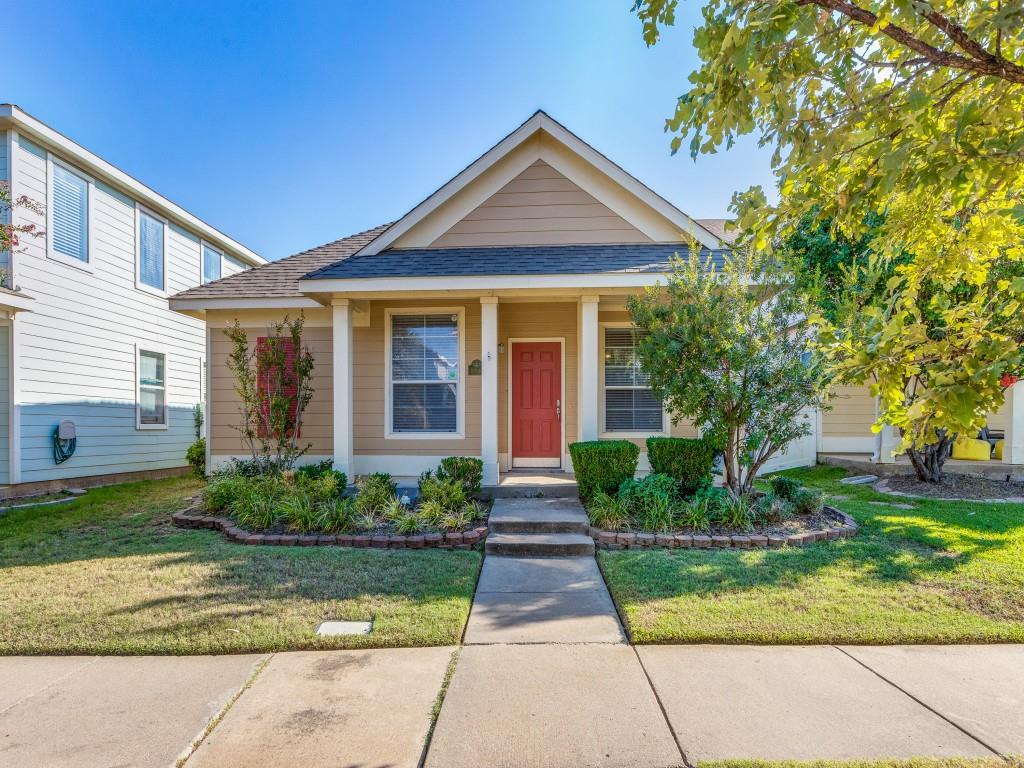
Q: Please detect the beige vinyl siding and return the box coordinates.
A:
[499,302,578,465]
[822,384,875,437]
[209,321,334,456]
[430,160,652,248]
[8,136,223,481]
[355,300,481,456]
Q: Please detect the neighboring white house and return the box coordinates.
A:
[0,105,265,494]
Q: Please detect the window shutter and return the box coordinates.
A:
[139,212,164,290]
[52,164,89,262]
[256,337,300,438]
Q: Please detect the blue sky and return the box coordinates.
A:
[7,0,775,260]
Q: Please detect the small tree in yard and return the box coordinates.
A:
[1,181,45,288]
[224,315,315,473]
[629,245,828,497]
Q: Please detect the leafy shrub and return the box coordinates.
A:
[233,484,281,531]
[646,437,718,496]
[717,495,753,532]
[587,491,629,531]
[418,475,467,512]
[354,509,382,532]
[691,483,729,517]
[281,492,318,533]
[618,474,680,532]
[202,474,250,512]
[354,473,398,514]
[417,499,445,526]
[769,474,802,501]
[317,497,353,534]
[752,494,793,525]
[186,438,206,478]
[436,456,484,496]
[464,499,487,522]
[395,512,423,535]
[569,440,640,501]
[296,460,347,494]
[297,472,345,504]
[791,487,825,516]
[677,498,713,534]
[440,507,472,532]
[221,458,273,478]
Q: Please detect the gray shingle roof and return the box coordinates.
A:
[171,224,390,300]
[302,243,729,281]
[695,218,738,245]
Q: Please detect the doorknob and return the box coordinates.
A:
[556,399,561,422]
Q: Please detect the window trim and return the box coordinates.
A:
[136,345,170,431]
[46,155,96,273]
[384,306,465,440]
[200,239,223,284]
[598,321,669,438]
[135,204,169,297]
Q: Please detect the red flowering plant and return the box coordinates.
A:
[0,181,45,288]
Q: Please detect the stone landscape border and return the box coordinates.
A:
[588,505,858,550]
[171,508,488,550]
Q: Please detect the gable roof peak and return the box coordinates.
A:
[355,110,724,256]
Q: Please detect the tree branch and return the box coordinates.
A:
[797,0,1024,84]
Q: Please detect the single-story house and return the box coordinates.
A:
[170,111,1024,484]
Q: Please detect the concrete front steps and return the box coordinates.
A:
[485,498,595,557]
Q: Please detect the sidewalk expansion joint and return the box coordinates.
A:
[631,645,692,768]
[832,646,1004,758]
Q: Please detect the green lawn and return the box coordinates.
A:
[0,476,481,655]
[600,465,1024,645]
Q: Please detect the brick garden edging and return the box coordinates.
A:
[170,508,488,550]
[588,505,858,550]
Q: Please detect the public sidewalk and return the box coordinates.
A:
[2,644,1022,767]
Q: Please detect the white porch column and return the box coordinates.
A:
[332,298,354,479]
[480,297,500,486]
[579,295,600,441]
[1004,383,1024,465]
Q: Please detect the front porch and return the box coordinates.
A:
[328,291,686,486]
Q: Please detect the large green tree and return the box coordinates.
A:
[633,0,1024,478]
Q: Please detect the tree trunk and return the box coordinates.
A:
[905,432,953,482]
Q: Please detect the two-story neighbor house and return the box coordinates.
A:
[1,105,265,495]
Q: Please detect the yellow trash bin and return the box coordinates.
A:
[994,439,1005,460]
[952,437,992,461]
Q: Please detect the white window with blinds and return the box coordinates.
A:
[202,242,222,283]
[386,309,464,437]
[137,347,168,429]
[48,158,92,268]
[136,207,166,293]
[602,326,665,434]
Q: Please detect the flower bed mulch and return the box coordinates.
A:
[588,504,858,550]
[171,506,489,550]
[878,474,1024,501]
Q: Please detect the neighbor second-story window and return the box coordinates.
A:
[137,208,166,292]
[202,243,222,283]
[51,162,90,264]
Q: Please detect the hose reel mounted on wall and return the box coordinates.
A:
[53,419,77,464]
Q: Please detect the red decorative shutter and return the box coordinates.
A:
[255,337,300,438]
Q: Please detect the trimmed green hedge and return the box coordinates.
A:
[569,440,640,501]
[646,436,717,496]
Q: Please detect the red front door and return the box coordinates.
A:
[511,342,561,467]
